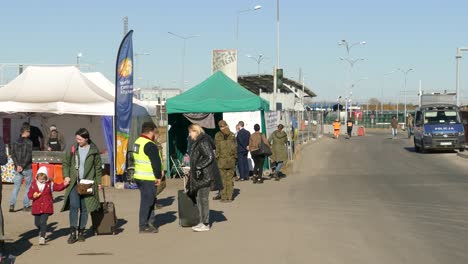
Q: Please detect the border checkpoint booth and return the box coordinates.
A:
[165,71,270,177]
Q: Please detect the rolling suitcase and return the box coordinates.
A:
[178,176,200,227]
[91,188,117,235]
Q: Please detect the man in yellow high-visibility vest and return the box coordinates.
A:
[133,122,162,233]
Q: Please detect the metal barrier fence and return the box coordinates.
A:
[275,110,324,160]
[324,111,414,128]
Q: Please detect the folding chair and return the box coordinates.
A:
[170,156,184,178]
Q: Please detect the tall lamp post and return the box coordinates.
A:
[236,5,262,48]
[398,68,413,126]
[382,71,395,115]
[456,47,468,106]
[168,32,199,90]
[337,96,342,119]
[338,39,366,125]
[340,57,365,122]
[76,52,82,69]
[247,54,268,76]
[272,0,281,111]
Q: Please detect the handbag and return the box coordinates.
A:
[252,139,272,157]
[77,180,94,195]
[77,183,94,195]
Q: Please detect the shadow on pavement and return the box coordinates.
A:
[44,222,69,242]
[210,210,227,225]
[114,218,128,234]
[155,211,177,227]
[6,225,37,258]
[158,196,175,207]
[53,195,64,203]
[404,147,416,153]
[404,146,458,155]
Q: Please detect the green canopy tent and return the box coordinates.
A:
[165,71,270,176]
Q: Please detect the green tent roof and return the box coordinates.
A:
[166,71,270,114]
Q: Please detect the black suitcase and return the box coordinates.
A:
[177,190,200,227]
[91,188,117,235]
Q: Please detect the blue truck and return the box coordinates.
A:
[413,93,465,153]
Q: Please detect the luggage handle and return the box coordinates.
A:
[99,187,107,203]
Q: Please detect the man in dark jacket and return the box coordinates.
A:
[133,122,162,233]
[214,120,237,202]
[23,122,43,151]
[236,121,250,181]
[9,124,33,212]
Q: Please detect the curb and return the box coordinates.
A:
[458,152,468,159]
[457,145,468,159]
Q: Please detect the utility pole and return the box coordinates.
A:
[123,16,128,37]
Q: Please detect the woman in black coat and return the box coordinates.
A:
[188,124,222,232]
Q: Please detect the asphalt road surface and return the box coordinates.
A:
[2,131,468,264]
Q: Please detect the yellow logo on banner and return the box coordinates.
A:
[116,135,129,175]
[118,58,133,78]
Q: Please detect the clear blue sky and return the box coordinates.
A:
[2,0,468,104]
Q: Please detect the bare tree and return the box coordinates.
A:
[368,98,380,105]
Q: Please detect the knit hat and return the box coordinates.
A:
[50,125,57,131]
[36,166,49,181]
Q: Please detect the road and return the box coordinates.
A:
[2,131,468,263]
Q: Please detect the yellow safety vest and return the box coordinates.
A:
[133,137,157,181]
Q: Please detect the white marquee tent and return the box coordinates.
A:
[0,66,114,115]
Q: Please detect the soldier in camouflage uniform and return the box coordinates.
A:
[214,120,237,202]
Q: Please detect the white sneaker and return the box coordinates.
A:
[191,223,204,230]
[38,236,46,245]
[193,224,210,232]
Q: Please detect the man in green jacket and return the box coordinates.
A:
[214,120,237,202]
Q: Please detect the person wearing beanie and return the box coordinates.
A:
[47,124,66,151]
[27,166,68,245]
[214,120,237,202]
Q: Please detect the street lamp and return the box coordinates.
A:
[456,47,468,106]
[168,32,200,90]
[397,68,413,126]
[236,5,262,47]
[246,54,268,76]
[338,39,366,125]
[337,96,342,119]
[382,71,395,114]
[76,52,82,68]
[349,77,367,121]
[339,40,366,56]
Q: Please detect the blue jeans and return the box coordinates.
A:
[10,169,32,208]
[135,180,156,228]
[392,128,398,138]
[276,161,284,173]
[69,184,88,229]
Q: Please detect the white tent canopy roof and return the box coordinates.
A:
[0,66,114,115]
